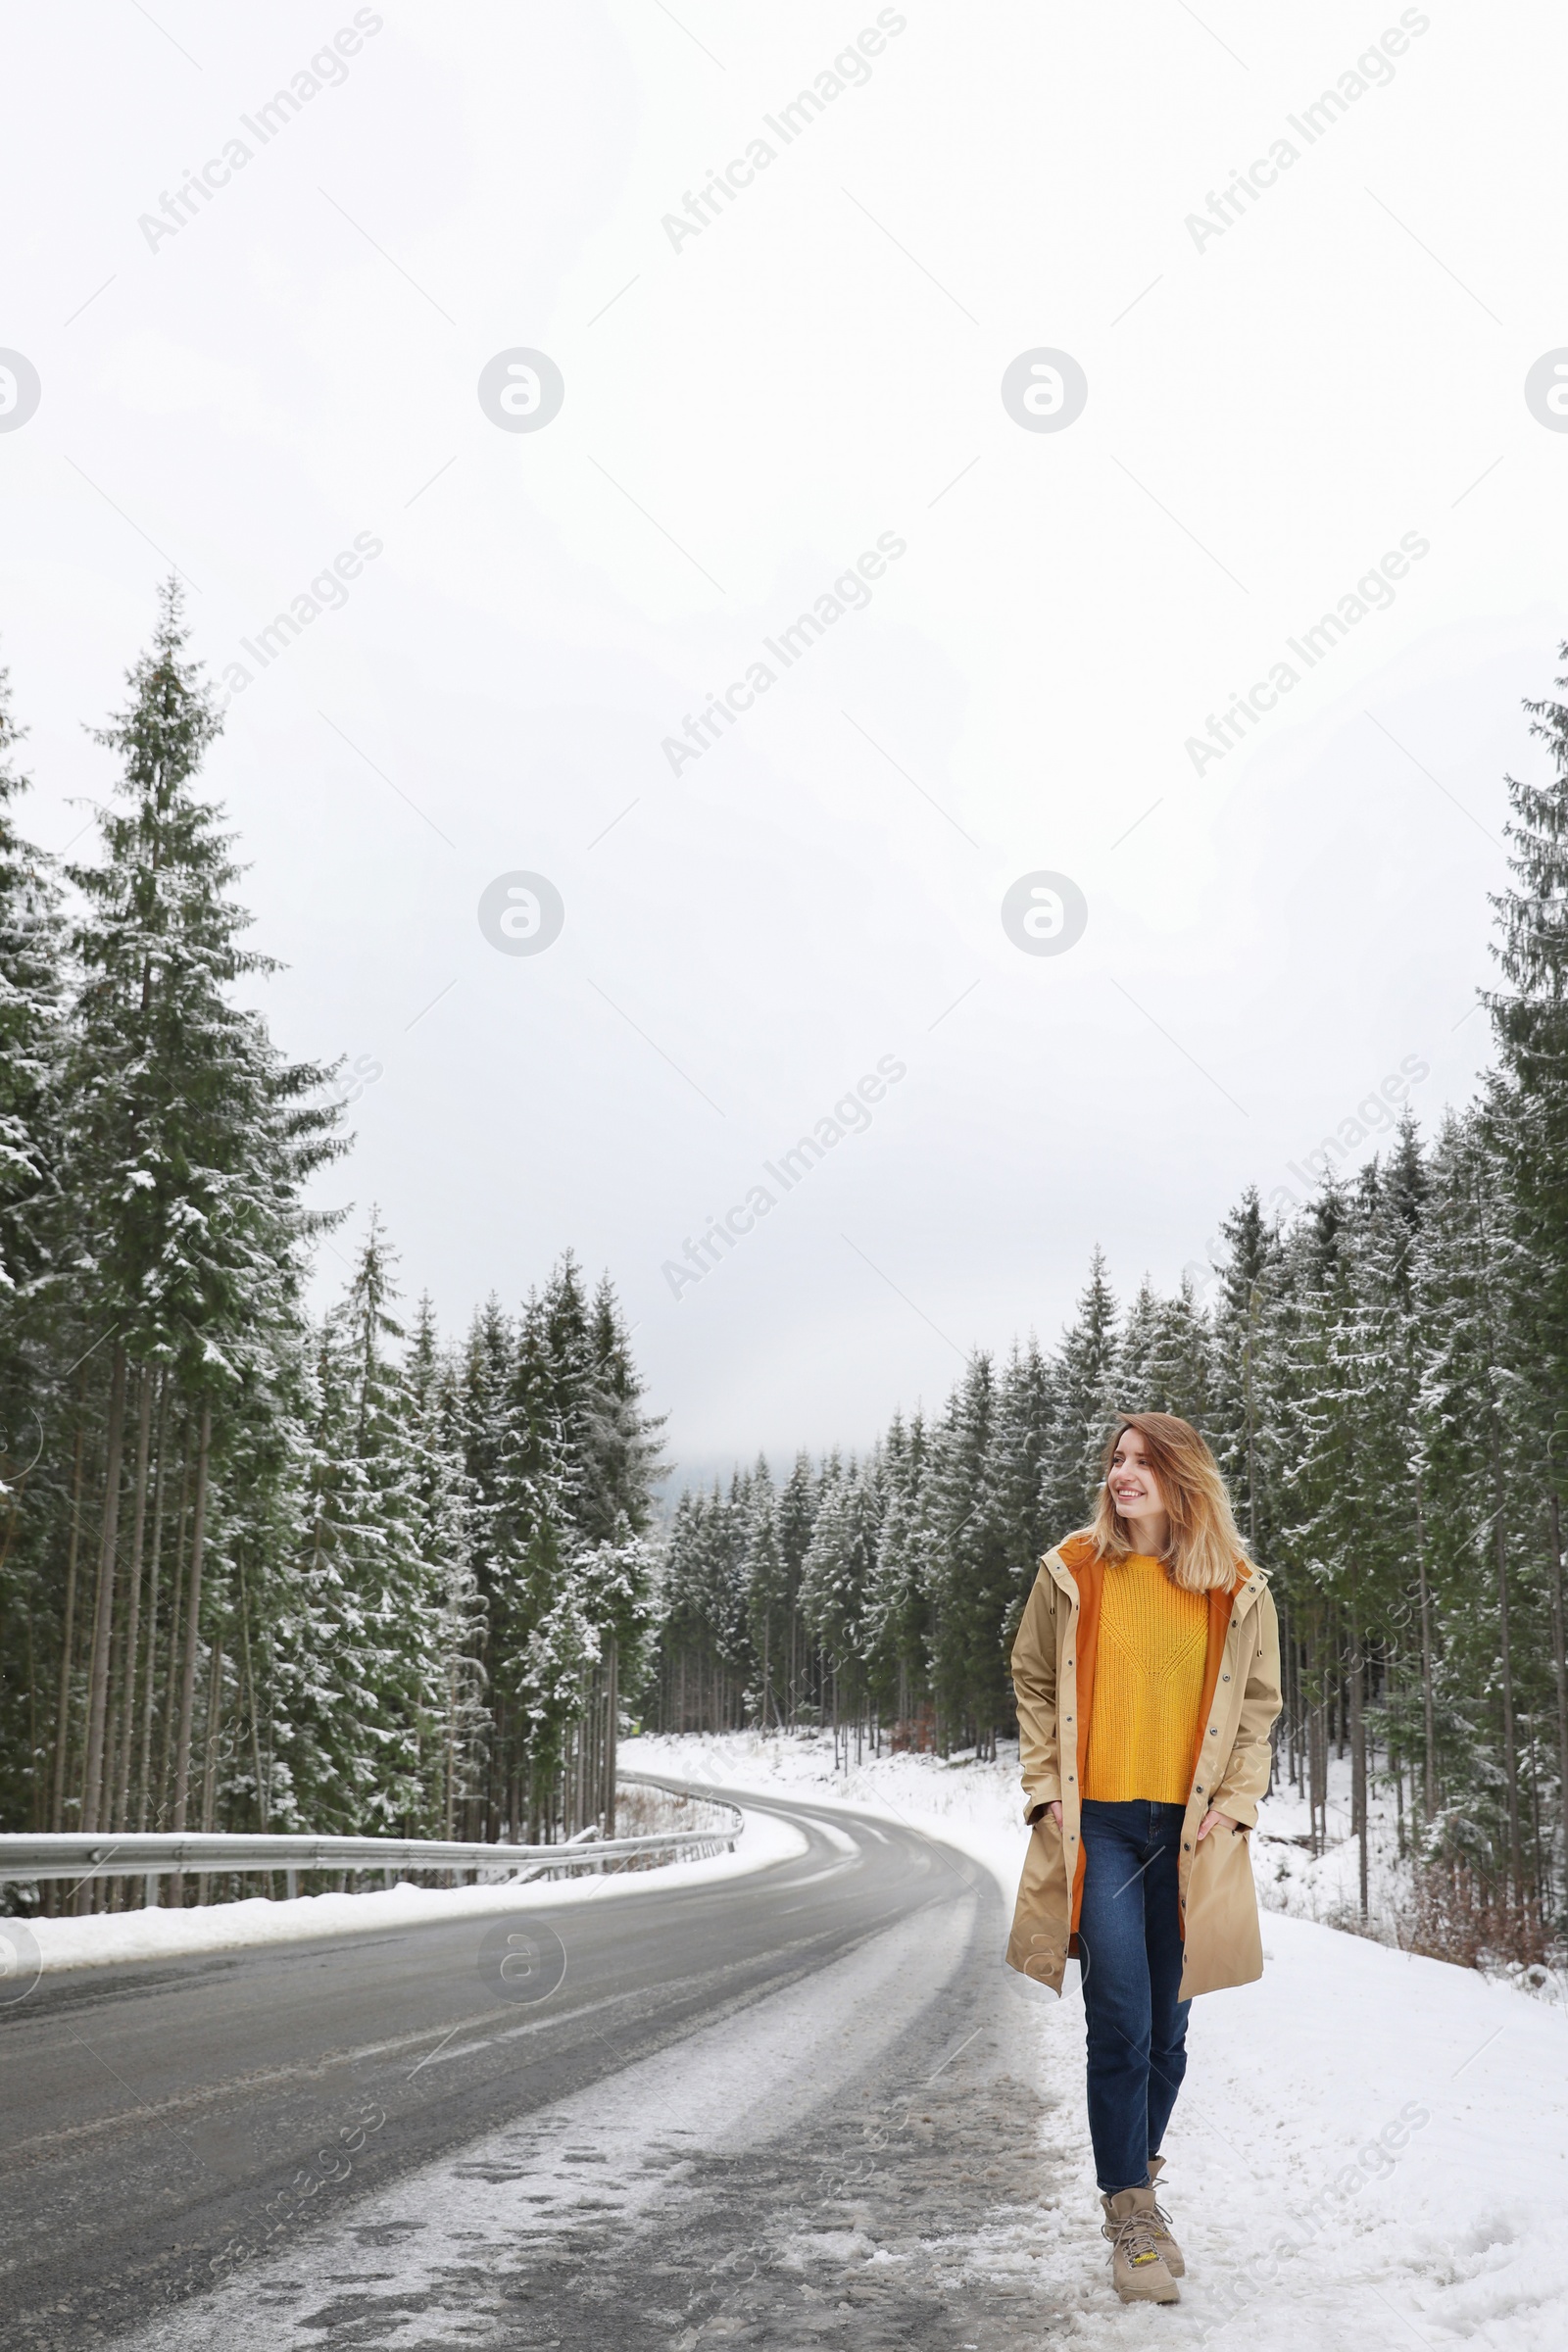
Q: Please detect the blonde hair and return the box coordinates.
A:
[1081,1412,1251,1593]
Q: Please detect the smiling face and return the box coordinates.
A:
[1107,1427,1167,1536]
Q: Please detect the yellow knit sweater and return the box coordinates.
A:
[1082,1554,1208,1804]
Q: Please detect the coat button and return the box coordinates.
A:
[1222,1672,1231,1682]
[1183,1841,1191,1851]
[1208,1728,1218,1737]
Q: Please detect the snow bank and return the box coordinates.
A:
[1252,1745,1421,1924]
[1253,1754,1566,2005]
[630,1730,1568,2351]
[22,1801,806,1976]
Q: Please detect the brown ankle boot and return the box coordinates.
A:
[1145,2155,1184,2277]
[1100,2185,1180,2304]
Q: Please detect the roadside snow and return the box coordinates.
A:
[22,1801,806,1976]
[630,1730,1568,2352]
[1251,1753,1565,2005]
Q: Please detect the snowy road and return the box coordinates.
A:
[3,1787,1061,2350]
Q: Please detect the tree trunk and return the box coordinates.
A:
[135,1382,172,1831]
[200,1631,224,1836]
[111,1367,154,1832]
[237,1555,269,1832]
[1547,1493,1568,1912]
[443,1642,458,1838]
[605,1631,618,1838]
[49,1407,88,1835]
[1348,1591,1368,1920]
[1526,1713,1545,1910]
[81,1345,128,1836]
[1308,1618,1327,1855]
[1416,1492,1437,1823]
[1490,1465,1522,1901]
[1333,1605,1347,1761]
[172,1402,212,1833]
[156,1432,193,1829]
[1244,1281,1259,1548]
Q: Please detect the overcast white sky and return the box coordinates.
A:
[3,1,1564,1482]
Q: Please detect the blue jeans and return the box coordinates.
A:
[1076,1798,1190,2195]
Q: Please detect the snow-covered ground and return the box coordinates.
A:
[1251,1750,1564,2004]
[627,1730,1568,2352]
[19,1730,1568,2345]
[1253,1746,1425,1927]
[13,1800,807,1977]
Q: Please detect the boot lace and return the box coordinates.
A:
[1102,2200,1169,2268]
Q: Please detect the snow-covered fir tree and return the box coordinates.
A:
[0,589,668,1880]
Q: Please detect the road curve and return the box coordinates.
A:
[3,1783,1063,2351]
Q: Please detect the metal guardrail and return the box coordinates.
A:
[0,1780,745,1900]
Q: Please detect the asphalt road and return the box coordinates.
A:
[2,1784,1069,2351]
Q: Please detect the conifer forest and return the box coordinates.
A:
[3,590,1568,1958]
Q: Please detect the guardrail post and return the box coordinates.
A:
[285,1868,298,1900]
[144,1872,160,1908]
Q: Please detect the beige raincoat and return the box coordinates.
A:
[1005,1535,1283,2001]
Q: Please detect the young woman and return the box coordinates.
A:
[1006,1412,1282,2306]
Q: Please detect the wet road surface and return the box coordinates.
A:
[2,1784,1070,2350]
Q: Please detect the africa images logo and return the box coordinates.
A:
[476,350,565,433]
[1525,351,1568,431]
[1001,872,1089,956]
[0,351,41,433]
[1000,351,1088,434]
[478,872,566,956]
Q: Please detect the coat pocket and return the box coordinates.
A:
[1005,1813,1072,1989]
[1182,1821,1262,1996]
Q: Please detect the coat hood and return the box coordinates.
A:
[1040,1539,1269,1618]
